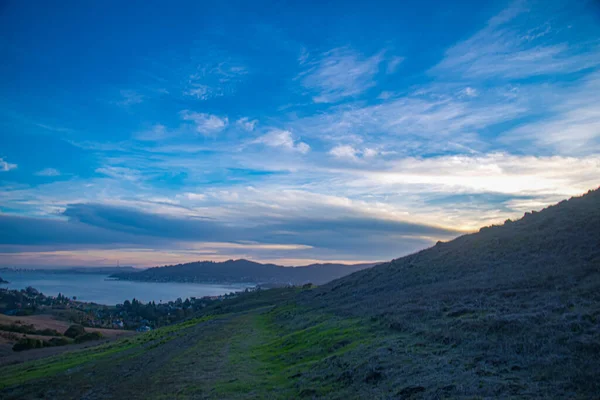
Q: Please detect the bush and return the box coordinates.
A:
[12,338,44,352]
[47,337,70,347]
[74,331,104,343]
[64,324,86,338]
[0,324,61,336]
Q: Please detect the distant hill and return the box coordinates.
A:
[110,259,378,285]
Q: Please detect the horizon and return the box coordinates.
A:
[0,258,383,270]
[1,0,600,268]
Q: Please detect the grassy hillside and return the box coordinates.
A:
[1,189,599,399]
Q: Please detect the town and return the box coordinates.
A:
[0,285,256,332]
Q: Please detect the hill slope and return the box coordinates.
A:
[1,188,599,399]
[111,259,377,285]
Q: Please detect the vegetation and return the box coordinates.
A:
[74,331,104,343]
[12,336,72,352]
[0,287,73,316]
[0,189,599,398]
[63,325,86,339]
[111,259,375,285]
[0,323,61,337]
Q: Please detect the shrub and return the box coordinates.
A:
[64,324,86,338]
[74,331,103,343]
[47,337,70,347]
[12,338,44,352]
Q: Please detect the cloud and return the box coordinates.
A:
[501,71,600,155]
[386,56,404,74]
[0,202,459,266]
[115,90,144,107]
[460,87,478,97]
[180,110,229,135]
[95,166,140,182]
[255,129,310,153]
[289,90,525,147]
[0,157,17,172]
[299,47,384,103]
[35,168,60,177]
[329,145,381,162]
[236,117,258,132]
[185,84,211,100]
[184,61,248,100]
[329,145,359,161]
[430,2,600,80]
[134,124,170,141]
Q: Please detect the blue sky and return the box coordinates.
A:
[1,0,599,267]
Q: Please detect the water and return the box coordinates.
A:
[0,271,254,305]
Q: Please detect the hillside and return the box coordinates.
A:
[110,259,377,285]
[1,188,599,399]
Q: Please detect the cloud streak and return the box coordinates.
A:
[0,157,17,172]
[299,47,385,103]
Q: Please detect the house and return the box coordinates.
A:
[137,325,152,332]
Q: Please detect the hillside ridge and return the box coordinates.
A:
[111,258,378,285]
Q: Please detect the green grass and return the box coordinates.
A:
[209,306,377,398]
[0,315,216,389]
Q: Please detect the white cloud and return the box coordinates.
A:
[299,47,384,103]
[386,56,404,74]
[135,124,169,141]
[183,192,206,201]
[356,153,600,200]
[184,61,248,99]
[255,129,310,154]
[185,84,211,100]
[329,145,359,161]
[377,91,395,100]
[460,87,478,97]
[329,145,380,162]
[35,168,60,177]
[115,90,144,107]
[95,166,140,182]
[290,91,525,145]
[180,110,229,135]
[362,148,379,158]
[236,117,258,132]
[430,2,600,80]
[0,157,17,172]
[501,71,600,155]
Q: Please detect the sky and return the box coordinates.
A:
[1,0,599,268]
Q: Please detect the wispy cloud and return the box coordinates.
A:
[185,84,212,100]
[299,47,384,103]
[180,110,229,135]
[0,157,17,172]
[236,117,258,132]
[501,71,600,155]
[134,124,170,141]
[329,145,359,161]
[35,168,60,177]
[95,166,141,182]
[430,2,600,80]
[114,90,144,107]
[386,56,404,74]
[185,61,248,100]
[255,129,310,153]
[289,90,525,148]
